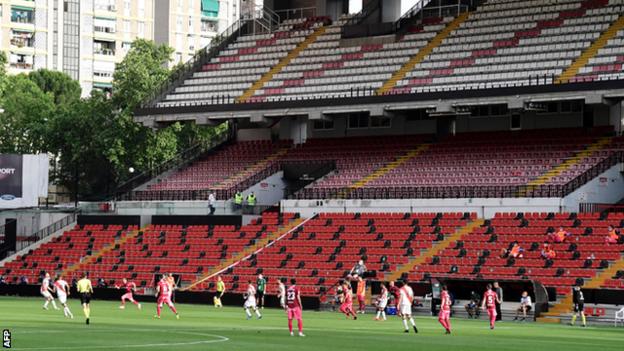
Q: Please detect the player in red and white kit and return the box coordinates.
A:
[54,274,73,319]
[41,272,59,310]
[155,276,179,319]
[481,283,501,329]
[117,278,141,310]
[339,281,357,320]
[286,278,305,337]
[438,285,452,334]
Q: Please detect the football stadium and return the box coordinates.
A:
[1,0,624,350]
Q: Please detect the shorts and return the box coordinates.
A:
[340,302,353,312]
[287,306,302,320]
[438,309,450,320]
[41,291,52,299]
[378,299,388,309]
[158,295,173,306]
[487,307,497,317]
[121,292,134,300]
[80,293,91,304]
[399,304,412,316]
[244,297,257,309]
[574,303,584,313]
[57,293,67,304]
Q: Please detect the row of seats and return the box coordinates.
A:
[152,0,623,107]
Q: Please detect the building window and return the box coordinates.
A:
[9,52,34,69]
[313,119,334,130]
[94,17,117,34]
[370,116,391,128]
[469,104,509,117]
[123,0,131,16]
[123,20,131,33]
[348,113,369,129]
[201,18,217,32]
[10,30,34,48]
[11,7,34,24]
[138,0,145,17]
[94,0,116,12]
[137,22,145,37]
[93,40,116,55]
[201,0,219,18]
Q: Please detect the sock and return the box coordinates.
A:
[288,319,293,332]
[376,311,381,319]
[382,311,386,320]
[581,314,586,325]
[402,319,409,330]
[297,319,303,333]
[245,308,252,317]
[64,307,73,318]
[447,319,452,331]
[409,317,416,327]
[157,305,162,317]
[255,308,262,317]
[51,300,58,309]
[490,314,495,328]
[44,300,49,308]
[169,304,178,314]
[83,306,90,318]
[121,299,126,306]
[571,315,577,325]
[132,299,139,305]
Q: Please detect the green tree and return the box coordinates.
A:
[0,75,55,154]
[28,69,81,107]
[112,39,173,111]
[0,51,7,96]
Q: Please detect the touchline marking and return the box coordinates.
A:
[10,331,229,350]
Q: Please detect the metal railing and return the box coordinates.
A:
[141,73,624,111]
[275,7,316,22]
[395,0,433,31]
[344,0,381,27]
[140,19,244,108]
[0,211,78,260]
[115,130,231,200]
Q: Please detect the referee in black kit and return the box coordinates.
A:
[77,272,94,325]
[494,282,503,321]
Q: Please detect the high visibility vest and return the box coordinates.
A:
[234,193,243,204]
[247,194,256,205]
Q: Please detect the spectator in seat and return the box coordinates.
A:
[19,276,29,285]
[0,275,6,285]
[513,291,532,321]
[348,259,367,280]
[549,227,570,243]
[464,291,480,319]
[541,244,556,260]
[605,225,620,244]
[510,242,524,258]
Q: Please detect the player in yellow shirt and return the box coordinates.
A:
[77,272,94,325]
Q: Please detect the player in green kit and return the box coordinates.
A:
[256,274,267,309]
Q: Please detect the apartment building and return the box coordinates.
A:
[0,0,237,96]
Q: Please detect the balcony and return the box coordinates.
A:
[94,48,115,56]
[11,8,34,24]
[94,26,116,34]
[10,31,34,48]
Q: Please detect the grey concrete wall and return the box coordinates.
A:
[241,171,288,206]
[0,210,70,237]
[562,163,624,213]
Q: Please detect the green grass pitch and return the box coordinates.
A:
[1,297,622,351]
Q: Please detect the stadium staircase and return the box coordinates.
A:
[212,147,291,191]
[237,25,328,102]
[377,11,471,95]
[538,254,624,323]
[384,219,485,281]
[60,227,144,277]
[517,136,614,196]
[337,144,430,199]
[556,14,624,84]
[184,216,306,291]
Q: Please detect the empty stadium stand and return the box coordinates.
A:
[1,225,138,285]
[140,0,624,109]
